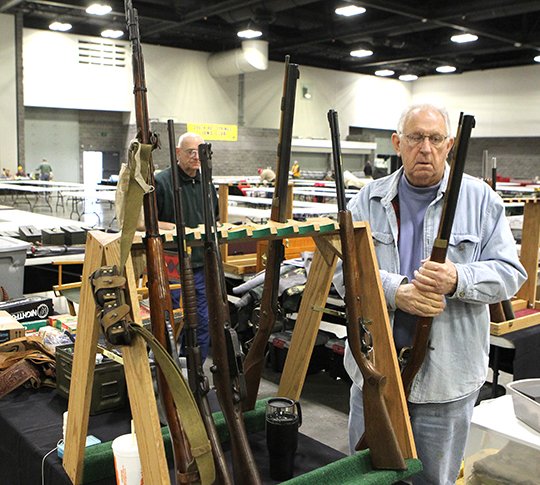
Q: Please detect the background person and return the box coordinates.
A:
[154,132,218,363]
[37,158,53,181]
[336,103,526,484]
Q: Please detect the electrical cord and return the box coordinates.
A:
[41,439,63,485]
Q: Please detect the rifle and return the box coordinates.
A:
[167,120,233,485]
[328,109,406,470]
[125,2,197,483]
[400,113,476,396]
[242,56,299,410]
[199,143,262,485]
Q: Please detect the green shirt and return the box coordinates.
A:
[154,165,218,268]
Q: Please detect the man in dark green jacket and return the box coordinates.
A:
[155,132,218,362]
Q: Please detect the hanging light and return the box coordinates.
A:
[399,74,418,81]
[436,65,456,73]
[451,33,478,44]
[374,69,395,77]
[49,21,72,32]
[237,21,263,39]
[350,49,373,58]
[335,5,366,17]
[101,29,124,39]
[86,3,112,16]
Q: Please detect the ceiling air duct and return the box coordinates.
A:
[208,40,268,78]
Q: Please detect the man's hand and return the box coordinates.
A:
[412,258,457,296]
[395,283,446,317]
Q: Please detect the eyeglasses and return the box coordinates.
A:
[402,133,448,147]
[183,148,199,158]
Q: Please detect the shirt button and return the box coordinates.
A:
[459,291,465,298]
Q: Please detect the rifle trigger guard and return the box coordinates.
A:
[359,318,373,356]
[91,266,134,346]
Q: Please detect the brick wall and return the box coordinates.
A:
[467,138,540,180]
[148,123,279,177]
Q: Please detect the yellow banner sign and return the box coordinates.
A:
[187,123,238,141]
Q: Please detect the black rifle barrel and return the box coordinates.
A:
[199,144,261,485]
[328,109,406,470]
[401,114,476,396]
[167,121,232,485]
[125,2,195,483]
[242,57,299,410]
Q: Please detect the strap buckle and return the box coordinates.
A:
[91,265,133,346]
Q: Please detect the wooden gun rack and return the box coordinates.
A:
[190,216,416,460]
[62,231,171,484]
[491,200,540,335]
[63,217,415,484]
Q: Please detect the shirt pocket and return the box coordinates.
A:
[371,231,396,268]
[448,233,479,263]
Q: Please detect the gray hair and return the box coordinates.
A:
[397,104,452,135]
[177,132,204,148]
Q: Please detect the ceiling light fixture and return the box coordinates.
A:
[350,49,373,58]
[237,22,263,39]
[335,5,366,17]
[49,21,72,32]
[374,69,395,77]
[399,74,418,82]
[451,33,478,44]
[86,3,112,16]
[436,65,456,73]
[101,29,123,39]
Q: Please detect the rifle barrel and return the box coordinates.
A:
[329,109,406,470]
[125,2,196,482]
[243,57,299,410]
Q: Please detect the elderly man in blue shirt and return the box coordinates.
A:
[336,103,527,484]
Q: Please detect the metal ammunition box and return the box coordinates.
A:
[41,227,66,245]
[60,226,87,245]
[56,344,127,415]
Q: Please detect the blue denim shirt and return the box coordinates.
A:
[335,165,527,403]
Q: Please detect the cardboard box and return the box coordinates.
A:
[0,296,53,322]
[0,310,25,343]
[48,314,78,334]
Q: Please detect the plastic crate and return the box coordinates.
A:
[0,236,31,299]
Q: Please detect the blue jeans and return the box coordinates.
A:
[348,383,479,484]
[171,267,210,363]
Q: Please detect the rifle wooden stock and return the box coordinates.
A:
[199,144,261,485]
[243,56,299,410]
[125,3,196,483]
[329,109,406,470]
[400,114,476,396]
[167,121,232,485]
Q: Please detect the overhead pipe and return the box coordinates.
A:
[208,40,268,78]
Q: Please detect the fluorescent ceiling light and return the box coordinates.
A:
[451,33,478,44]
[335,5,366,17]
[86,4,112,15]
[350,49,373,58]
[534,55,540,63]
[374,69,395,77]
[49,21,72,32]
[101,29,123,39]
[237,28,262,39]
[436,65,456,73]
[399,74,418,82]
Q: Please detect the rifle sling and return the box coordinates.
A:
[131,324,215,485]
[116,140,154,270]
